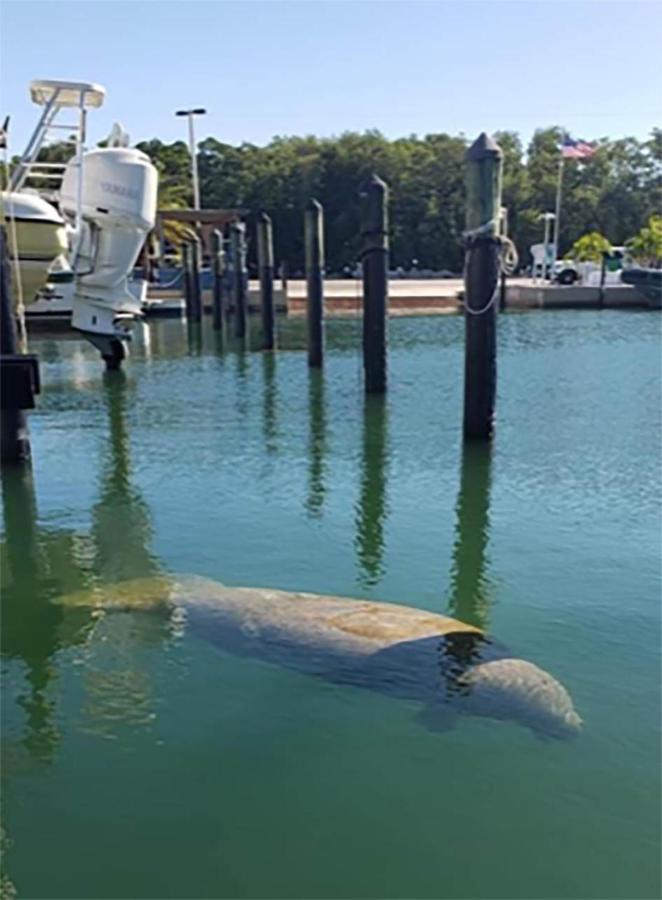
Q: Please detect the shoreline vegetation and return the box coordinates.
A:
[3,126,660,273]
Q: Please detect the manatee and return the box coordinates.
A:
[57,575,582,738]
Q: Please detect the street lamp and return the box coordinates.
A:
[175,108,206,211]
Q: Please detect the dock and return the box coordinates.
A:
[142,277,657,318]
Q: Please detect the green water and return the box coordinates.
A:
[1,312,660,899]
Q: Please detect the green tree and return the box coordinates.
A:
[626,215,662,266]
[567,231,611,262]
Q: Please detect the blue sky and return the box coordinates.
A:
[1,0,660,154]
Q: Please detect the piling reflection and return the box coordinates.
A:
[355,395,389,587]
[82,371,165,738]
[1,466,91,764]
[447,442,494,631]
[1,372,164,761]
[262,353,278,454]
[306,369,326,517]
[91,372,159,582]
[186,321,203,356]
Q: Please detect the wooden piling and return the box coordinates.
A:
[599,251,608,309]
[280,260,288,298]
[182,241,193,319]
[463,133,503,441]
[231,221,248,338]
[211,229,225,331]
[1,227,33,464]
[190,238,202,322]
[257,212,276,350]
[305,199,324,367]
[360,175,389,393]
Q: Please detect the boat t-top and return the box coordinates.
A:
[1,79,158,367]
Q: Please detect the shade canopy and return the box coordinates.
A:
[30,80,106,109]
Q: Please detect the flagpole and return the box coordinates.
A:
[553,153,564,262]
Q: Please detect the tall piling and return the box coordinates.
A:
[1,227,35,464]
[257,212,276,350]
[231,221,248,338]
[182,241,193,319]
[280,260,288,299]
[360,175,389,394]
[211,229,225,331]
[305,199,324,367]
[463,133,503,440]
[190,238,203,323]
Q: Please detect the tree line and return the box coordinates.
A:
[138,127,661,273]
[6,126,661,273]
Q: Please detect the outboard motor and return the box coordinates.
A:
[7,80,158,368]
[60,130,158,366]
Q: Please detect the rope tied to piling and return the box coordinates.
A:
[461,219,519,315]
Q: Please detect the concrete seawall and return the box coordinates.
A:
[506,283,656,310]
[141,277,659,318]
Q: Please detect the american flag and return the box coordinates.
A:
[560,135,596,159]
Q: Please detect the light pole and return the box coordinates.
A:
[175,108,206,211]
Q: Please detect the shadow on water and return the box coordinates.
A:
[447,441,494,631]
[355,394,389,588]
[306,369,326,518]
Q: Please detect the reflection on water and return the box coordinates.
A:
[447,442,494,630]
[186,321,203,356]
[92,373,160,583]
[1,372,165,760]
[306,370,326,518]
[355,395,389,587]
[262,353,278,454]
[2,314,660,899]
[81,372,164,738]
[1,466,92,763]
[1,467,61,763]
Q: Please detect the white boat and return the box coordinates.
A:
[1,79,158,367]
[0,191,68,303]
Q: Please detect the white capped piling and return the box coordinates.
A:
[360,174,389,394]
[305,199,325,367]
[463,133,503,440]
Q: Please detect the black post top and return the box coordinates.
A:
[466,132,503,162]
[306,198,322,213]
[258,211,272,225]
